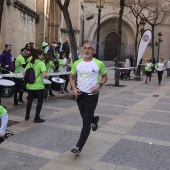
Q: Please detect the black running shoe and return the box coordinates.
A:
[14,103,20,107]
[18,99,25,103]
[49,94,55,97]
[92,116,99,131]
[25,116,30,121]
[0,137,4,143]
[71,147,81,155]
[33,118,45,123]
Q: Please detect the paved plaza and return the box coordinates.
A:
[0,69,170,170]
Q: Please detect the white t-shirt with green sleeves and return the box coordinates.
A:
[71,58,106,93]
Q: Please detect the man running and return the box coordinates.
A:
[70,42,108,155]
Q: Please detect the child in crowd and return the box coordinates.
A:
[44,53,56,96]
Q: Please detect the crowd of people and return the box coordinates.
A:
[122,55,170,85]
[0,41,108,156]
[0,39,73,141]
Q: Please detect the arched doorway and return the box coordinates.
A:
[104,32,118,61]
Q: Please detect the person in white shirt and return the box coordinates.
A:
[69,42,108,155]
[58,51,69,93]
[125,56,131,77]
[166,58,170,77]
[155,58,165,85]
[145,59,153,84]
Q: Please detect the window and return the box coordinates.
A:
[0,0,4,31]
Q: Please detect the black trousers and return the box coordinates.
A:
[76,93,99,151]
[26,89,44,119]
[13,78,24,104]
[59,75,69,91]
[146,71,152,78]
[157,71,163,83]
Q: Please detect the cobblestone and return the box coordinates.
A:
[8,125,80,153]
[100,97,139,107]
[143,110,170,123]
[0,148,50,170]
[100,139,170,170]
[95,105,126,116]
[50,112,111,128]
[128,122,170,141]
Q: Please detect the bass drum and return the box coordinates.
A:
[51,77,65,91]
[0,79,15,97]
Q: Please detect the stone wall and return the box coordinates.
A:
[0,0,36,57]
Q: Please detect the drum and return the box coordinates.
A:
[0,79,15,97]
[43,79,52,90]
[51,77,65,91]
[43,79,52,101]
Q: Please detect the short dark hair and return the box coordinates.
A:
[20,48,26,52]
[5,44,12,48]
[57,42,61,45]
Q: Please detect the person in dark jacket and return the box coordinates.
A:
[62,39,70,59]
[0,44,12,74]
[55,42,62,54]
[47,44,56,59]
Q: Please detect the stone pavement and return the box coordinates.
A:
[0,69,170,170]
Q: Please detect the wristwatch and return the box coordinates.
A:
[99,83,103,87]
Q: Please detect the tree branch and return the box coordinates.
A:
[55,0,64,11]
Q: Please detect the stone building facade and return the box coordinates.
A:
[0,0,170,61]
[0,0,37,57]
[83,0,170,61]
[0,0,61,57]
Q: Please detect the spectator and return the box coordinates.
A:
[58,51,69,93]
[42,37,49,54]
[62,39,70,59]
[47,44,56,60]
[55,42,62,54]
[125,56,131,77]
[0,44,12,74]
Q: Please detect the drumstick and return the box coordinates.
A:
[47,72,70,76]
[0,72,70,78]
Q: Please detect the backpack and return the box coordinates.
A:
[24,61,40,84]
[9,61,15,72]
[9,58,18,72]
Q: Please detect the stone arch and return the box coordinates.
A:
[88,13,136,42]
[86,13,135,60]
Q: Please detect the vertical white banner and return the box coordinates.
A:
[136,29,152,68]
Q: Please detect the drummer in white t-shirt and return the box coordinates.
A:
[58,51,69,93]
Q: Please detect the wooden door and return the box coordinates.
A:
[104,32,118,61]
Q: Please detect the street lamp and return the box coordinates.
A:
[156,32,163,63]
[139,19,146,37]
[96,0,104,59]
[137,19,146,79]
